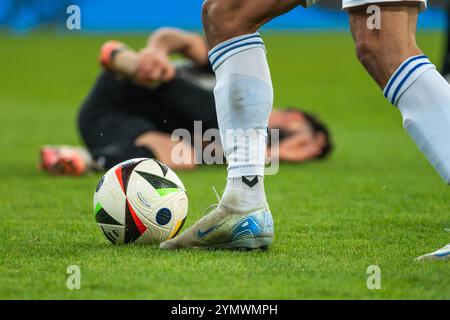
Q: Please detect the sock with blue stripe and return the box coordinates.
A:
[384,55,450,184]
[210,33,272,210]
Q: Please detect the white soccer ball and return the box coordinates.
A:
[93,158,188,244]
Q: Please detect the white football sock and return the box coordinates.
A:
[221,176,267,212]
[209,33,272,209]
[384,55,450,184]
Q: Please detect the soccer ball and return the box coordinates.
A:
[93,158,188,244]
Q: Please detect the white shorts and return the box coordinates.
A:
[303,0,427,10]
[342,0,427,10]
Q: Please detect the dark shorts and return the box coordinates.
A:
[78,71,162,150]
[77,70,217,169]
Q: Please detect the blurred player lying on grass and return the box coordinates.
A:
[39,28,332,176]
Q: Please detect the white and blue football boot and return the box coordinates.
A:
[416,243,450,261]
[159,203,274,250]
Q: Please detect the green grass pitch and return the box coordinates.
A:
[0,32,449,299]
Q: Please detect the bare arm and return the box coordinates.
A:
[103,28,208,86]
[135,28,208,85]
[146,27,209,66]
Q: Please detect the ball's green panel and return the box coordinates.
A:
[156,188,181,196]
[94,203,122,226]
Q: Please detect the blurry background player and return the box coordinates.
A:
[39,28,332,176]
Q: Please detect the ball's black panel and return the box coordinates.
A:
[100,225,120,244]
[156,208,172,225]
[135,170,179,189]
[95,207,122,226]
[96,175,105,192]
[121,159,147,192]
[154,159,169,177]
[124,202,144,244]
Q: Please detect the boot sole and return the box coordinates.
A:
[202,237,273,250]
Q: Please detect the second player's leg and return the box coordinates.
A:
[349,2,450,259]
[348,3,450,184]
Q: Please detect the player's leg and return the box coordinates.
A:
[348,2,450,260]
[44,137,191,175]
[348,2,450,185]
[160,0,304,250]
[349,4,422,88]
[206,0,306,213]
[443,4,450,80]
